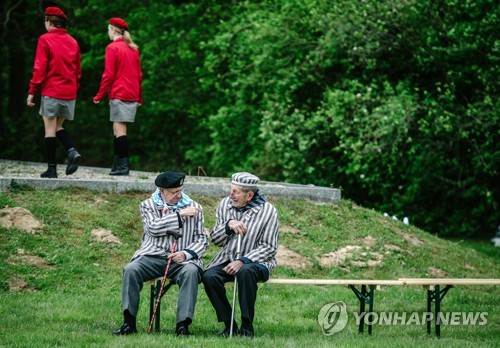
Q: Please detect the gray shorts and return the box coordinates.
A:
[110,99,138,122]
[39,96,76,120]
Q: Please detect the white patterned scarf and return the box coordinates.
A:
[151,187,193,212]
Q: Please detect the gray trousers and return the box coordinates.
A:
[121,255,202,324]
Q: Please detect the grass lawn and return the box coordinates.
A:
[0,187,498,347]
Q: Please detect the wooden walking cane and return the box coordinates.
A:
[147,229,182,333]
[230,233,242,338]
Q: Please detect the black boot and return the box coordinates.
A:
[109,155,119,174]
[112,309,137,335]
[109,157,129,176]
[219,321,238,337]
[41,164,57,178]
[112,323,137,335]
[176,319,192,336]
[66,147,81,175]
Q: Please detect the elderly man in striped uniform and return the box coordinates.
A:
[113,170,208,336]
[202,172,280,338]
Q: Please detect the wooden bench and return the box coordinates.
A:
[147,277,500,337]
[398,278,500,336]
[265,278,405,336]
[266,278,500,337]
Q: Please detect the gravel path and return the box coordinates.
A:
[0,159,228,184]
[0,159,341,202]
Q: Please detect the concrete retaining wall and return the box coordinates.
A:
[0,175,341,203]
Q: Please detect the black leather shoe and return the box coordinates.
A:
[219,325,238,337]
[41,164,57,178]
[109,157,129,176]
[175,325,192,336]
[239,328,254,339]
[112,323,137,335]
[66,147,81,175]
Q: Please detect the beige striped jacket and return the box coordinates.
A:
[206,196,279,275]
[131,197,208,270]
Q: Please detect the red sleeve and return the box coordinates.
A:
[28,37,49,95]
[93,45,117,102]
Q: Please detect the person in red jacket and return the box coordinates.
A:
[27,6,82,179]
[93,17,143,176]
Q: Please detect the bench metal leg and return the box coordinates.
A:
[149,279,175,333]
[427,284,453,337]
[349,284,375,335]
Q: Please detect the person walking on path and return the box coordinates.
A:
[27,6,82,178]
[93,17,142,176]
[202,172,280,338]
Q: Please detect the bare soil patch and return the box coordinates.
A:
[7,248,53,268]
[427,266,446,278]
[379,217,425,247]
[90,229,122,244]
[276,245,313,269]
[280,224,301,234]
[0,207,43,233]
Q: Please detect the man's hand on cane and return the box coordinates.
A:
[223,259,243,275]
[168,251,186,264]
[223,225,245,275]
[228,219,248,236]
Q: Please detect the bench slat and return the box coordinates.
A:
[266,279,405,285]
[265,278,500,286]
[399,278,500,285]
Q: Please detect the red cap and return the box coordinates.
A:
[45,6,67,19]
[109,17,128,31]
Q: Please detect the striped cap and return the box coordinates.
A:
[231,172,260,187]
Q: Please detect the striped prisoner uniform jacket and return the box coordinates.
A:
[206,196,279,279]
[131,197,208,269]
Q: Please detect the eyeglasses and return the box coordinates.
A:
[165,188,183,197]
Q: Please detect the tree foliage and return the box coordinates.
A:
[0,0,498,238]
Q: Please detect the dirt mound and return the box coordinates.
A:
[7,248,53,268]
[379,217,425,247]
[7,249,52,292]
[319,245,363,268]
[8,278,33,292]
[276,245,313,269]
[90,229,122,244]
[318,236,407,270]
[0,207,43,233]
[280,224,301,234]
[427,266,446,278]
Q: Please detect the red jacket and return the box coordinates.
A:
[28,28,81,100]
[93,38,143,104]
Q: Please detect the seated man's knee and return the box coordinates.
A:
[123,262,140,276]
[238,263,253,275]
[201,267,217,285]
[180,263,202,281]
[237,264,259,282]
[180,262,195,272]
